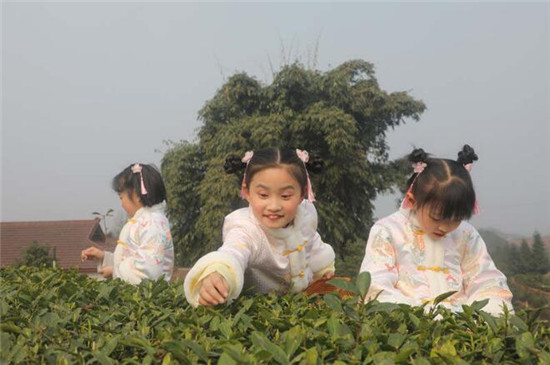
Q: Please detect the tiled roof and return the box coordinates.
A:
[1,219,117,271]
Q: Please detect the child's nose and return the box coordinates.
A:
[438,221,453,232]
[267,198,282,211]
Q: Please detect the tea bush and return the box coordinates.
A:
[1,267,549,364]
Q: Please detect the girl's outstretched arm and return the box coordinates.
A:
[81,246,104,261]
[184,219,258,307]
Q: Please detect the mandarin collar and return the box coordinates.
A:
[399,206,423,233]
[131,201,166,220]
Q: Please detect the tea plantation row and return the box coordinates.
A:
[1,267,549,364]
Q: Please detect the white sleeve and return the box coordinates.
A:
[307,232,336,278]
[100,251,114,271]
[184,219,257,307]
[360,224,419,306]
[300,202,335,277]
[462,229,514,315]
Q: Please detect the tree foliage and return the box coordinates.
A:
[531,232,550,274]
[17,241,53,267]
[481,230,550,318]
[162,60,426,266]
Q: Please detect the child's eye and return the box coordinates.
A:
[281,194,292,200]
[259,193,268,198]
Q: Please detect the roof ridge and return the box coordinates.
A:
[1,219,99,225]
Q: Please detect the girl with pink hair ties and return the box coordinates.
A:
[184,147,336,307]
[81,163,174,284]
[360,145,513,316]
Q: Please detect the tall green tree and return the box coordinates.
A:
[519,239,533,274]
[530,232,550,274]
[507,244,521,276]
[18,241,53,267]
[162,60,426,267]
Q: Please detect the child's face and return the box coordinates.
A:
[119,190,143,217]
[416,204,461,240]
[243,167,304,229]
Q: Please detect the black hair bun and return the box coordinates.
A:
[408,148,429,163]
[306,151,324,173]
[457,144,478,165]
[224,155,246,174]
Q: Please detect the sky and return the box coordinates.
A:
[2,1,549,237]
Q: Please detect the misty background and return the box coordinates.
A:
[2,2,549,237]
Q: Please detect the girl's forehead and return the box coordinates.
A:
[250,166,300,187]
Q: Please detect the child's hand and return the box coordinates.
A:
[322,271,335,280]
[99,266,113,278]
[199,272,229,306]
[81,246,105,261]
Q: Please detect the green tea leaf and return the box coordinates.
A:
[181,339,208,361]
[251,332,289,365]
[356,271,371,299]
[160,341,190,364]
[433,291,457,306]
[470,299,489,311]
[327,279,358,296]
[387,333,405,349]
[323,294,343,312]
[510,315,529,332]
[218,352,239,365]
[304,347,318,365]
[92,350,114,365]
[515,332,536,360]
[479,311,497,333]
[0,322,24,335]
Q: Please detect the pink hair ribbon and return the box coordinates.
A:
[462,163,480,214]
[131,163,148,195]
[296,149,315,202]
[412,162,427,174]
[402,161,427,209]
[240,151,254,199]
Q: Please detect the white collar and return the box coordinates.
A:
[132,201,166,220]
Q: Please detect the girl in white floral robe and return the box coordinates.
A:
[184,148,335,307]
[360,146,512,316]
[101,203,174,284]
[360,207,512,315]
[81,163,174,284]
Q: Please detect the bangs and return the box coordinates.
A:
[422,179,476,221]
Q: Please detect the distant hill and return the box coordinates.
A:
[507,235,550,252]
[478,228,510,251]
[479,228,550,253]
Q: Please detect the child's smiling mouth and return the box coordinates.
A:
[265,214,283,220]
